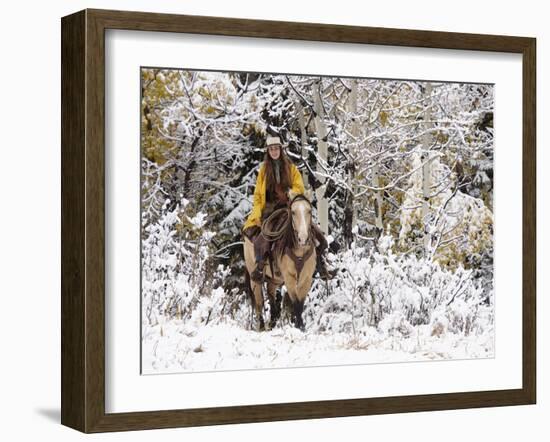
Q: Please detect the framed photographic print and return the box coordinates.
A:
[61,8,536,433]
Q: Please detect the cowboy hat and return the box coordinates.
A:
[265,135,283,148]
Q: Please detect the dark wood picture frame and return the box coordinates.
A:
[61,8,536,433]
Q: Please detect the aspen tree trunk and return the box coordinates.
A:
[295,99,309,188]
[313,79,329,235]
[372,157,384,234]
[343,79,359,245]
[422,83,433,256]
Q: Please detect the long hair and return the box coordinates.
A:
[263,149,292,195]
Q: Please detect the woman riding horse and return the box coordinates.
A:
[242,134,329,282]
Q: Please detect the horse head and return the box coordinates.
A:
[288,190,313,247]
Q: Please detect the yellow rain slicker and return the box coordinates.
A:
[243,162,305,231]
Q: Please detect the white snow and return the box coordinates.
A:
[142,318,494,374]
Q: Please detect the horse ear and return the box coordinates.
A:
[288,189,297,201]
[305,188,313,202]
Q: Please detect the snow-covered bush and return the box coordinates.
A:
[305,236,493,339]
[142,198,216,326]
[141,197,252,331]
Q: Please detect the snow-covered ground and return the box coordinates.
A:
[142,318,494,374]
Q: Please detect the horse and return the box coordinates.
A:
[243,191,316,331]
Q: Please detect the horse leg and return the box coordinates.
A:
[244,238,266,331]
[280,291,292,324]
[285,289,305,332]
[292,298,305,331]
[266,282,281,329]
[289,274,313,332]
[292,254,315,332]
[248,275,265,331]
[253,282,265,331]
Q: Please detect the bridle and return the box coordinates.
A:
[286,194,314,280]
[288,194,313,246]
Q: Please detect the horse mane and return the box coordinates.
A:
[271,211,296,259]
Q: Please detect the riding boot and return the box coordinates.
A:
[311,224,334,280]
[311,223,329,252]
[315,250,334,280]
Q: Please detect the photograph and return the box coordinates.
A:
[140,67,495,374]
